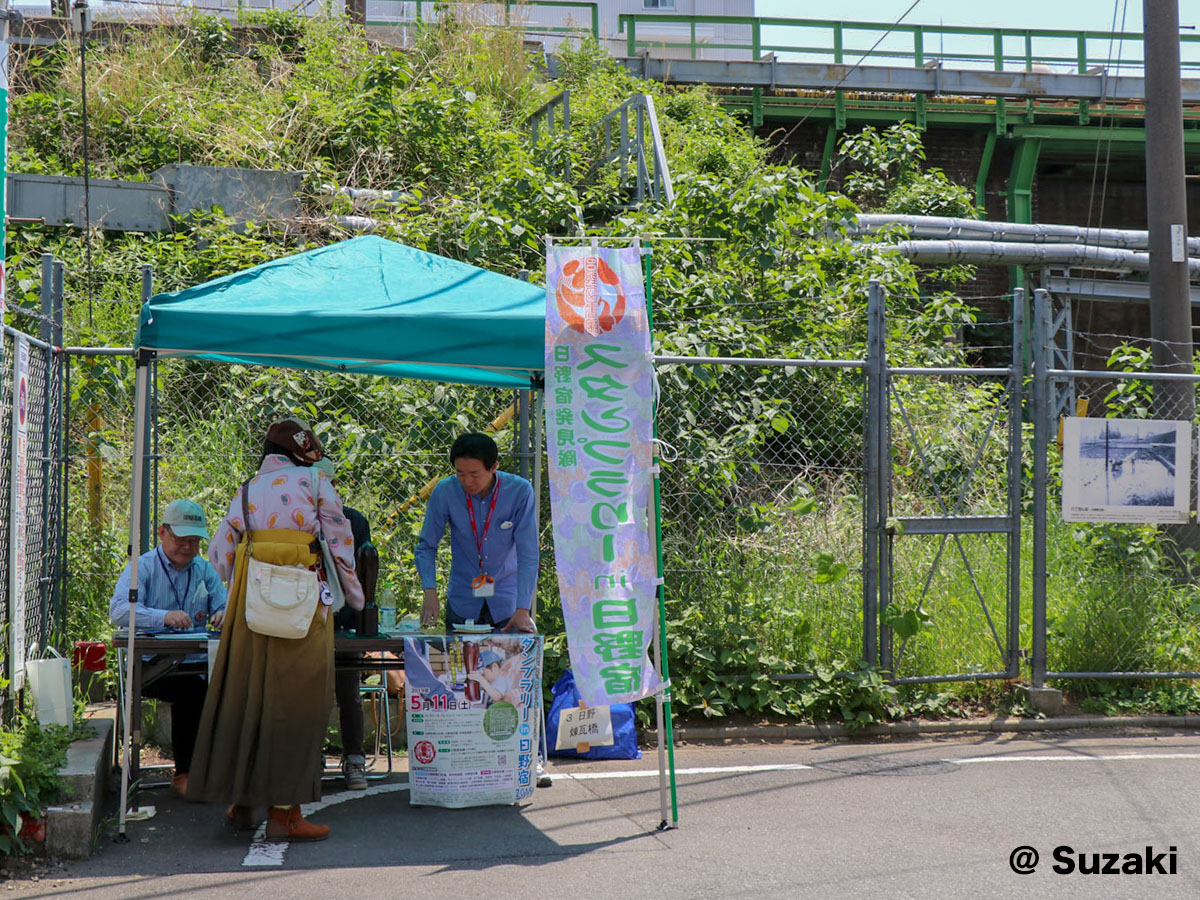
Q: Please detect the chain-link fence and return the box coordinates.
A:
[655,359,867,682]
[63,355,544,632]
[41,276,1200,708]
[0,319,65,697]
[1034,288,1200,683]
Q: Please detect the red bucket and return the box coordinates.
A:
[73,641,107,672]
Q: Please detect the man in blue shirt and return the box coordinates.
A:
[110,499,227,797]
[416,433,539,633]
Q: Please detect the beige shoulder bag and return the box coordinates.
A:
[240,479,320,639]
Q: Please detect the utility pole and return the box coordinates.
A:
[1144,0,1194,421]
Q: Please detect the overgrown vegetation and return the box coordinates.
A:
[7,11,1196,728]
[0,708,92,856]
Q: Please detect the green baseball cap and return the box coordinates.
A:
[162,499,209,540]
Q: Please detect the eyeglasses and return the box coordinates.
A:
[163,525,201,544]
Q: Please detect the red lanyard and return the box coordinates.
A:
[466,477,500,572]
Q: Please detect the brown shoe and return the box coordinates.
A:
[225,805,255,830]
[170,772,188,798]
[265,805,329,842]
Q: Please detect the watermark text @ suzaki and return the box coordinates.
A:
[1009,845,1178,875]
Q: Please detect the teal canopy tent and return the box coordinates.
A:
[135,235,546,388]
[119,236,547,838]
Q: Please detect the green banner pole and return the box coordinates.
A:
[643,245,678,827]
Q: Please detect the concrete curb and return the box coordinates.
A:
[45,718,112,860]
[675,714,1200,743]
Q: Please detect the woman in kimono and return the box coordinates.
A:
[187,417,364,842]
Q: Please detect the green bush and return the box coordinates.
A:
[0,718,85,856]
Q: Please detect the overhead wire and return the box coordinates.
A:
[1080,0,1132,340]
[764,0,925,164]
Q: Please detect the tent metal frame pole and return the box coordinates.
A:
[531,385,549,772]
[643,245,678,829]
[117,355,151,841]
[515,388,531,481]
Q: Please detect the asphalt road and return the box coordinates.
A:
[15,730,1200,899]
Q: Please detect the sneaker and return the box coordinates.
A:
[342,755,368,791]
[536,761,552,788]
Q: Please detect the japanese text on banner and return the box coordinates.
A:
[544,243,661,706]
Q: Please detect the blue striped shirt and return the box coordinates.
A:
[110,545,227,630]
[414,471,538,623]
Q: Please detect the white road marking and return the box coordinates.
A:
[951,752,1200,765]
[242,752,1200,864]
[558,764,813,780]
[556,753,1200,782]
[242,781,410,867]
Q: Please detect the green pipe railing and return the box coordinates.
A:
[367,0,599,40]
[617,14,1200,76]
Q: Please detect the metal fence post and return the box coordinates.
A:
[53,261,66,632]
[51,261,65,349]
[515,389,531,481]
[1031,288,1050,688]
[50,260,65,638]
[38,258,54,641]
[863,280,884,667]
[39,255,53,345]
[1007,289,1025,678]
[515,269,532,481]
[140,265,154,550]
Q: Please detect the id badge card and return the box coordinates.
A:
[472,574,495,598]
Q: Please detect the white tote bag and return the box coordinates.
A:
[26,647,72,727]
[243,556,320,639]
[237,480,320,639]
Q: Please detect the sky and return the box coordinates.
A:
[754,1,1151,32]
[749,1,1200,71]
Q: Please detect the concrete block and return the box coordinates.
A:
[1020,686,1065,717]
[44,719,112,860]
[59,718,112,803]
[44,802,96,860]
[152,164,302,225]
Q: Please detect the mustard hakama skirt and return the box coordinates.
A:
[187,529,333,807]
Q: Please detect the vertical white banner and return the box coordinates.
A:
[9,337,28,690]
[544,242,661,706]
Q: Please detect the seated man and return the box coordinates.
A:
[110,499,227,797]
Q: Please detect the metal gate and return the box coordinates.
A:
[867,283,1024,683]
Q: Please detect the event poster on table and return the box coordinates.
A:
[544,241,661,707]
[1060,417,1191,524]
[404,634,542,808]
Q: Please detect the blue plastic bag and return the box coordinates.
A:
[546,669,641,760]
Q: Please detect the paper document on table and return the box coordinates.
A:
[134,630,219,639]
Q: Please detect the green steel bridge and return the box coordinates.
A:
[610,12,1200,228]
[373,5,1200,230]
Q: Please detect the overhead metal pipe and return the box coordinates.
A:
[319,185,414,206]
[852,214,1200,255]
[876,239,1200,278]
